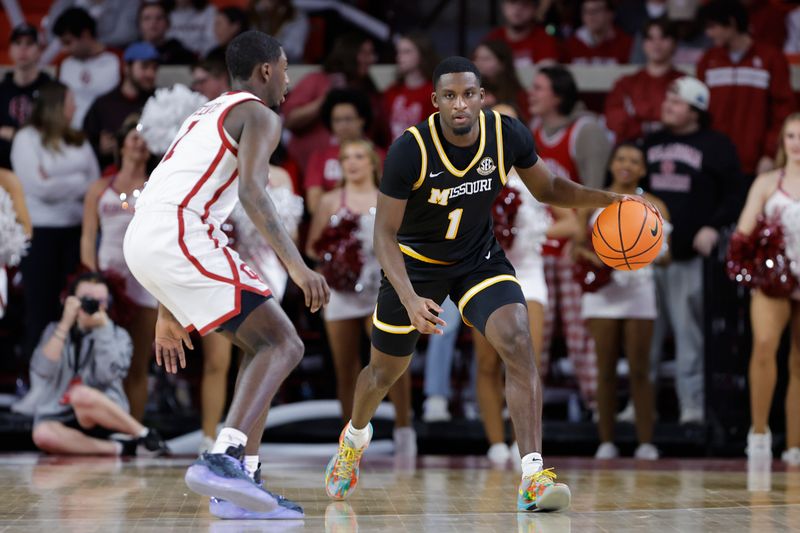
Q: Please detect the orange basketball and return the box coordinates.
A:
[592,199,663,271]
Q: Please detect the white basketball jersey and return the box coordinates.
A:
[136,91,264,226]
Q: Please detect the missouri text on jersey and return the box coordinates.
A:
[427,177,493,206]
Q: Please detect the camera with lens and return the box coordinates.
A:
[79,297,100,314]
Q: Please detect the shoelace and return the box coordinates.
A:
[333,444,362,479]
[529,468,557,485]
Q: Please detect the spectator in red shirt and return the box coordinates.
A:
[604,18,683,143]
[304,89,385,214]
[283,33,380,173]
[473,39,531,124]
[483,0,559,68]
[564,0,633,64]
[382,33,438,142]
[697,0,795,177]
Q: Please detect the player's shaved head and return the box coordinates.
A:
[226,30,283,81]
[433,56,481,89]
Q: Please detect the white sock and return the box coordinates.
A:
[345,421,371,448]
[521,452,543,477]
[244,455,260,479]
[211,427,248,454]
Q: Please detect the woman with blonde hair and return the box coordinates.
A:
[11,80,99,358]
[730,113,800,465]
[307,139,415,456]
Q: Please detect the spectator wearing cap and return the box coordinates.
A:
[482,0,559,69]
[564,0,633,64]
[82,42,158,173]
[53,8,122,129]
[0,24,52,170]
[697,0,795,179]
[191,50,230,100]
[604,18,683,143]
[643,76,745,425]
[303,89,385,215]
[138,1,196,65]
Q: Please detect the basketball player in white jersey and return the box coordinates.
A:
[123,31,329,519]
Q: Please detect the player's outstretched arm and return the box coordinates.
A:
[234,103,330,312]
[517,159,620,209]
[374,192,446,335]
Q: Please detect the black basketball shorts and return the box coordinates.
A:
[371,251,526,356]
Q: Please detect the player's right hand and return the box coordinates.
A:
[292,266,330,313]
[154,314,193,374]
[403,295,446,335]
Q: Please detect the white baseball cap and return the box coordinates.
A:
[671,76,710,111]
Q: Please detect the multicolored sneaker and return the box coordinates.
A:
[209,465,304,519]
[185,445,279,513]
[325,423,372,500]
[517,468,571,512]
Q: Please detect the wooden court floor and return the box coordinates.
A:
[0,453,799,532]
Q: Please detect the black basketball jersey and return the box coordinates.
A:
[380,109,539,278]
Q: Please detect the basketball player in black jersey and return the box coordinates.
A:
[325,57,636,511]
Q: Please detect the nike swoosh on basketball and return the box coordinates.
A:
[650,219,659,237]
[429,171,445,177]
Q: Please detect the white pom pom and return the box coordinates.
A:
[139,84,208,155]
[781,203,800,279]
[355,211,380,293]
[0,188,28,267]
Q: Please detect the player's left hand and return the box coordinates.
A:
[154,314,193,374]
[291,265,331,313]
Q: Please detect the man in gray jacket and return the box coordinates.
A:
[26,272,168,456]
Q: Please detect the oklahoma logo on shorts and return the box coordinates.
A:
[477,156,497,176]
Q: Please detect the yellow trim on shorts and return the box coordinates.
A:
[457,274,521,327]
[372,307,416,334]
[428,111,486,177]
[493,110,507,185]
[406,126,427,191]
[398,243,455,265]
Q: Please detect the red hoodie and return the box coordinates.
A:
[604,67,684,143]
[696,42,795,175]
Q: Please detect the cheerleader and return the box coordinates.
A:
[731,113,800,465]
[474,103,579,464]
[0,169,31,320]
[574,142,670,460]
[81,116,157,421]
[307,139,415,455]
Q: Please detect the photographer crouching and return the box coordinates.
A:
[29,272,169,456]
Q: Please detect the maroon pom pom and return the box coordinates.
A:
[727,215,798,298]
[312,212,364,292]
[572,232,613,293]
[492,186,522,250]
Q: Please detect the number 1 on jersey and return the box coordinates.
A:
[445,208,463,240]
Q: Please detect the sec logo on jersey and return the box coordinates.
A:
[477,156,497,176]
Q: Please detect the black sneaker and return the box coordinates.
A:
[185,445,279,513]
[139,428,170,456]
[115,436,138,457]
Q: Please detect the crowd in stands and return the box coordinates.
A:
[0,0,798,463]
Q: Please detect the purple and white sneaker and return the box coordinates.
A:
[208,466,304,520]
[184,445,279,513]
